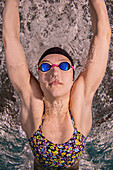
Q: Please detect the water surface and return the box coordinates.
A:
[0,0,113,169]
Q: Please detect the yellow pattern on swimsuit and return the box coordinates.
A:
[28,114,87,169]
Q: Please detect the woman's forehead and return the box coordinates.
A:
[40,54,71,64]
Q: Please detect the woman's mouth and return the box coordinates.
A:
[49,80,63,86]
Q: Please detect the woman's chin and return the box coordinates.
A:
[45,90,70,101]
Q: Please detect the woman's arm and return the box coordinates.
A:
[2,0,30,96]
[2,0,43,133]
[70,0,111,136]
[2,0,43,98]
[81,0,111,96]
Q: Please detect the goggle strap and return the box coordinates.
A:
[52,64,59,67]
[71,66,74,70]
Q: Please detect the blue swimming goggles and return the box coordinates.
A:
[38,62,74,72]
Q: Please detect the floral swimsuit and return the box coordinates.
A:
[28,113,86,169]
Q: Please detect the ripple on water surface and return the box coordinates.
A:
[0,0,113,169]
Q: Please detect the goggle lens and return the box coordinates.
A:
[59,62,70,71]
[41,63,51,72]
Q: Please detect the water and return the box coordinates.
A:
[0,0,113,169]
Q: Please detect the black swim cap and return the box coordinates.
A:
[38,47,74,66]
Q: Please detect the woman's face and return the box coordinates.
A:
[38,54,74,100]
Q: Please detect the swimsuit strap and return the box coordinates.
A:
[69,111,73,119]
[69,111,76,127]
[39,114,45,129]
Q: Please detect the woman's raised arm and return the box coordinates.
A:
[79,0,111,98]
[70,0,111,136]
[2,0,30,97]
[2,0,32,98]
[2,0,44,134]
[2,0,43,99]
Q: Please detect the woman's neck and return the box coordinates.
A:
[44,94,70,119]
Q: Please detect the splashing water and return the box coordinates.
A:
[0,0,113,169]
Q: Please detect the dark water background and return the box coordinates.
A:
[0,0,113,169]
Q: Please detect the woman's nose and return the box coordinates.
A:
[51,65,60,75]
